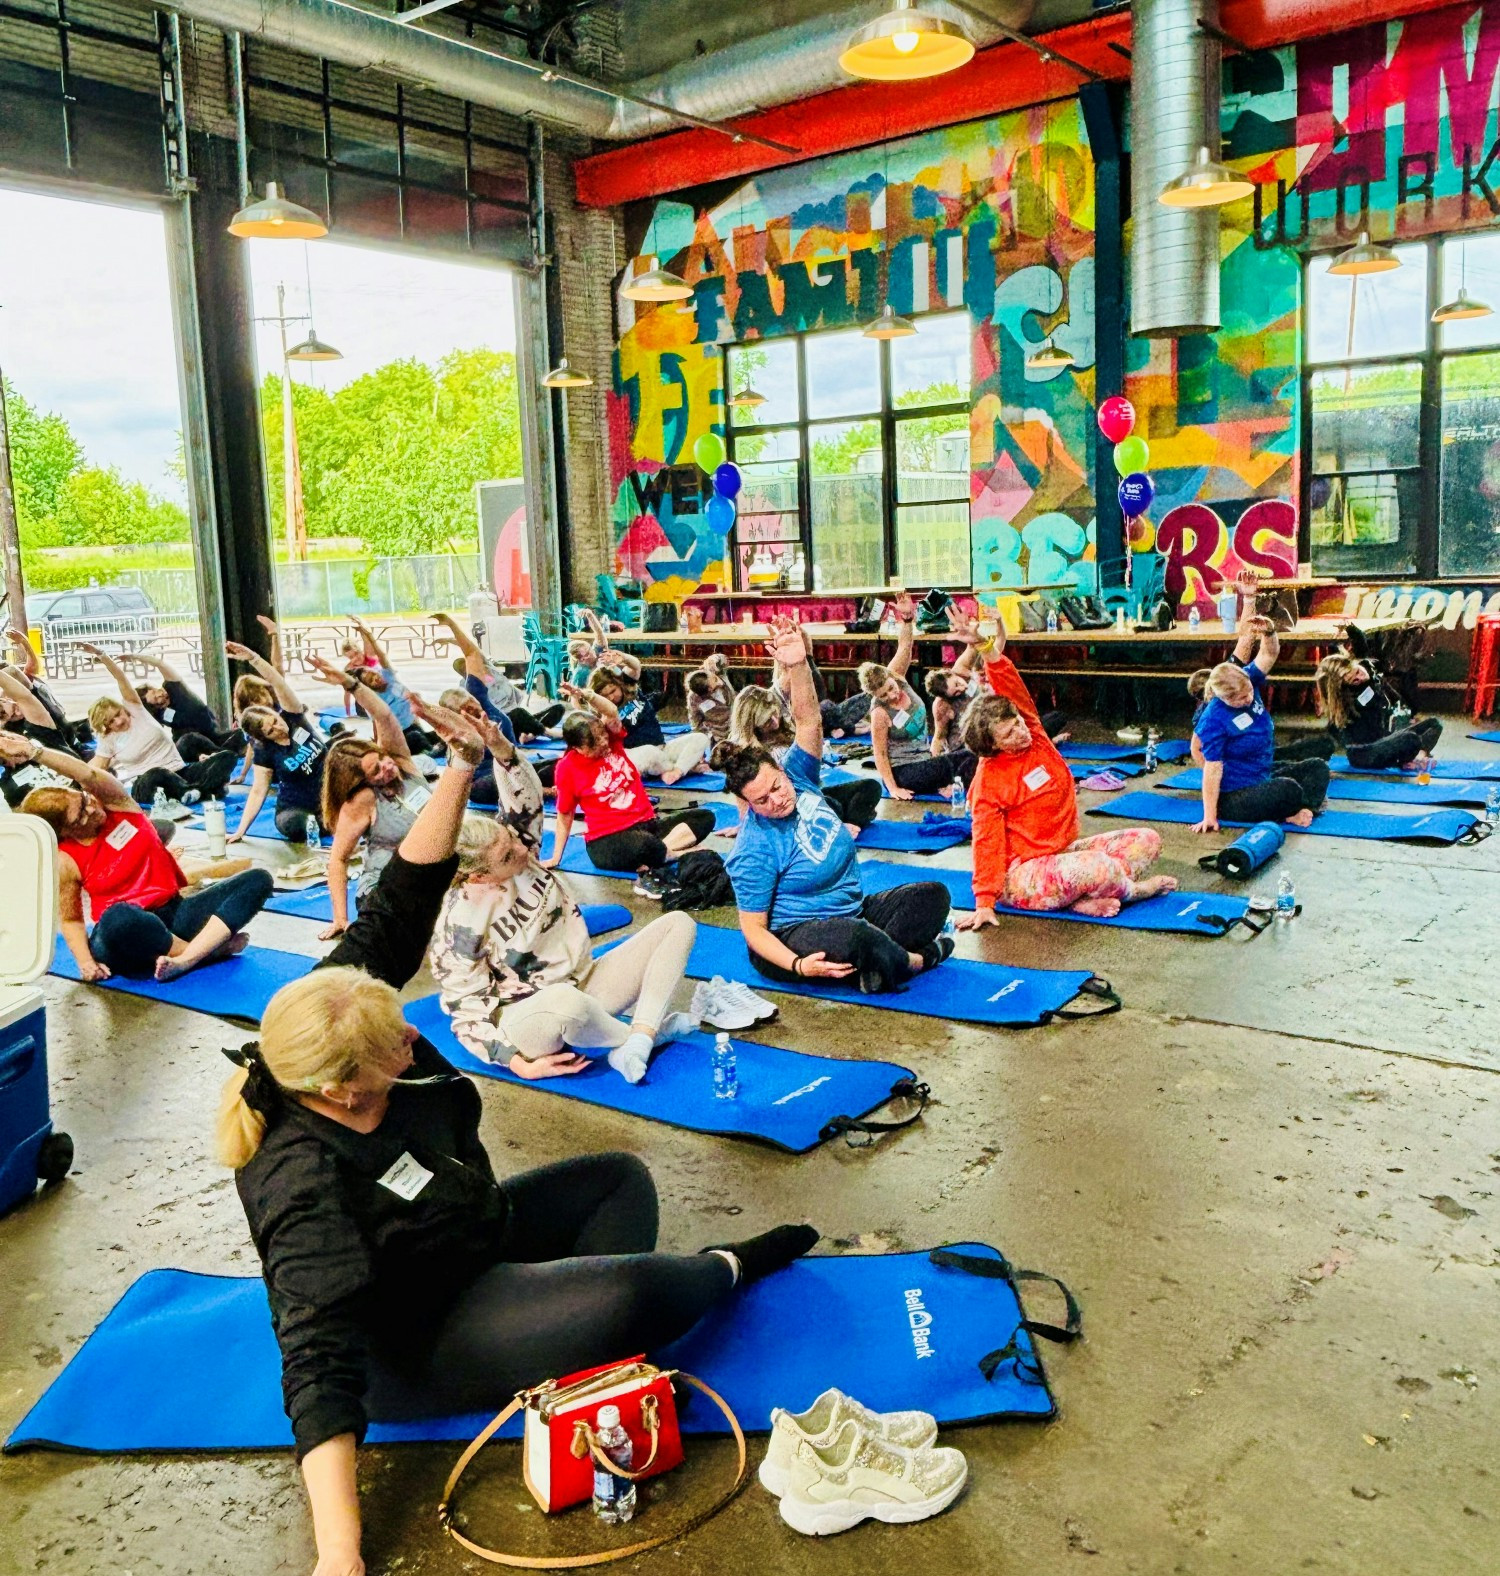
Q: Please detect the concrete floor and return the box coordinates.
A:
[3,719,1499,1575]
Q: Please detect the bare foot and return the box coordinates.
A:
[831,729,847,739]
[1286,808,1315,828]
[1129,875,1179,901]
[154,932,249,983]
[1070,896,1122,918]
[845,822,864,839]
[1053,730,1072,743]
[658,769,684,786]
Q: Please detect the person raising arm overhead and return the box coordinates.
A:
[227,641,330,845]
[1314,651,1442,771]
[431,610,563,741]
[134,652,246,760]
[859,594,968,801]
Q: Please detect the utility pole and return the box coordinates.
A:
[0,367,26,631]
[275,282,308,564]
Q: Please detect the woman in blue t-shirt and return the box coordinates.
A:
[1193,621,1329,832]
[716,618,953,994]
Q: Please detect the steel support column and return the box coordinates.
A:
[513,267,565,635]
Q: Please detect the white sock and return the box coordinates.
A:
[652,1011,698,1047]
[607,1032,652,1084]
[709,1248,741,1285]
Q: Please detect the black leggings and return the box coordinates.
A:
[585,808,717,872]
[1344,718,1443,770]
[820,695,871,736]
[275,804,324,842]
[1040,710,1067,740]
[1274,733,1336,765]
[87,867,274,978]
[824,777,882,828]
[753,881,952,993]
[132,749,238,807]
[509,704,565,737]
[365,1153,734,1421]
[175,729,246,764]
[1218,757,1331,823]
[889,752,975,795]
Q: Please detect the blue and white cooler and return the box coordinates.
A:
[0,815,72,1217]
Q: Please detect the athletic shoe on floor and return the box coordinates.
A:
[691,976,758,1031]
[180,789,202,806]
[1116,726,1144,744]
[759,1391,938,1498]
[718,978,777,1024]
[776,1419,967,1536]
[632,871,669,899]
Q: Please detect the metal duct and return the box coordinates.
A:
[604,0,1036,141]
[1130,0,1221,336]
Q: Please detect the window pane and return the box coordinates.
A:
[805,327,881,420]
[1306,244,1427,362]
[897,502,970,588]
[733,427,800,547]
[1310,364,1421,473]
[810,419,884,589]
[1440,233,1500,351]
[896,412,970,503]
[726,338,798,428]
[731,514,803,592]
[1440,351,1500,575]
[1308,472,1419,576]
[890,309,970,403]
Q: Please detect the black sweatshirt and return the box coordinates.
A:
[1330,679,1392,747]
[145,678,221,742]
[235,1035,508,1459]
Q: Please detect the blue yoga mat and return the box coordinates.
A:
[855,858,976,911]
[822,767,951,806]
[1332,755,1500,781]
[1160,767,1493,808]
[49,939,312,1019]
[1469,730,1500,744]
[1089,789,1482,844]
[1058,740,1191,763]
[405,996,920,1153]
[681,924,1106,1028]
[4,1243,1058,1454]
[1068,759,1145,780]
[854,818,970,852]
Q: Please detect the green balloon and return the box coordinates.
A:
[693,432,726,472]
[1113,436,1149,476]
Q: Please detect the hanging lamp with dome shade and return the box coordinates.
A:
[864,303,917,339]
[1026,337,1074,371]
[229,182,328,241]
[1433,242,1493,322]
[1327,231,1401,276]
[542,356,594,388]
[286,329,342,362]
[839,0,975,80]
[620,260,694,302]
[1158,146,1254,208]
[728,384,767,410]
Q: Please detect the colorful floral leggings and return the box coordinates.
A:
[1004,828,1164,911]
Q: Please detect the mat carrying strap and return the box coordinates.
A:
[1046,975,1121,1021]
[438,1372,747,1569]
[1459,821,1494,845]
[929,1247,1083,1384]
[819,1077,931,1147]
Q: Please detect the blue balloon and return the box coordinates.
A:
[1118,472,1155,517]
[714,462,743,499]
[704,493,737,534]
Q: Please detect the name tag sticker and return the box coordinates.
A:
[377,1151,433,1202]
[104,819,139,851]
[292,727,310,745]
[402,783,433,812]
[1233,712,1254,731]
[1023,765,1051,791]
[162,707,175,723]
[891,709,911,730]
[1358,686,1375,706]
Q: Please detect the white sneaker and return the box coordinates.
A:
[776,1418,967,1536]
[1116,726,1144,744]
[718,978,778,1025]
[691,977,758,1031]
[759,1390,938,1497]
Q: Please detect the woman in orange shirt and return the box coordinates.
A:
[956,617,1176,927]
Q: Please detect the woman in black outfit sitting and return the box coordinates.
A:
[217,698,816,1576]
[1315,652,1442,770]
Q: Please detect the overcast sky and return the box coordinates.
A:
[0,185,515,507]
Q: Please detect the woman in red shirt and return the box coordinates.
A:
[2,733,272,981]
[956,618,1176,927]
[541,682,716,883]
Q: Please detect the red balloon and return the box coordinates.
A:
[1097,396,1136,445]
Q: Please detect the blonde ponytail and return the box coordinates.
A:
[216,1066,268,1169]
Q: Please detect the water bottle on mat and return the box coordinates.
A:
[591,1405,636,1525]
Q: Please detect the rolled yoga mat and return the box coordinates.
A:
[49,938,313,1020]
[1161,767,1495,808]
[5,1242,1067,1453]
[404,995,925,1154]
[1058,740,1191,763]
[1088,789,1485,844]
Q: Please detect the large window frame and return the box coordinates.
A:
[724,316,971,592]
[1302,234,1500,580]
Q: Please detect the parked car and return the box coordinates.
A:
[24,585,159,665]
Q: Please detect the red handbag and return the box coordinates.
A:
[439,1358,746,1568]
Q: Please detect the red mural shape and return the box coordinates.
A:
[1157,501,1297,606]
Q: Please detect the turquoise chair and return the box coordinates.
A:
[521,611,569,700]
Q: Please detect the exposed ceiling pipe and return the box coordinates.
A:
[1130,0,1221,337]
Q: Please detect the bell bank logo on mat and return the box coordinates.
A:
[904,1288,936,1360]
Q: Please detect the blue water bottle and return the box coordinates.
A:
[712,1032,738,1100]
[950,774,967,817]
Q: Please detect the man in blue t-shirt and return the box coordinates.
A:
[719,617,953,994]
[1192,621,1328,832]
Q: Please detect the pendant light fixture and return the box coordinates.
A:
[1327,230,1400,276]
[864,303,916,339]
[621,259,694,302]
[1158,146,1255,208]
[1433,243,1493,322]
[229,181,328,241]
[542,356,594,388]
[840,0,975,81]
[1026,337,1074,371]
[286,329,342,362]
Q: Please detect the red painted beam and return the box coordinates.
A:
[572,0,1466,209]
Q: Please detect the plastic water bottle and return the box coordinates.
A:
[1045,608,1059,634]
[303,813,321,847]
[1486,785,1500,829]
[1144,728,1160,774]
[950,774,967,817]
[204,799,227,859]
[712,1031,738,1100]
[1188,607,1201,633]
[822,740,839,766]
[591,1405,636,1525]
[1275,872,1296,920]
[152,786,168,817]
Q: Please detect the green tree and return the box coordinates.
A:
[52,466,190,547]
[3,381,84,541]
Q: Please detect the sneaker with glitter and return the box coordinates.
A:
[776,1418,967,1536]
[759,1390,938,1497]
